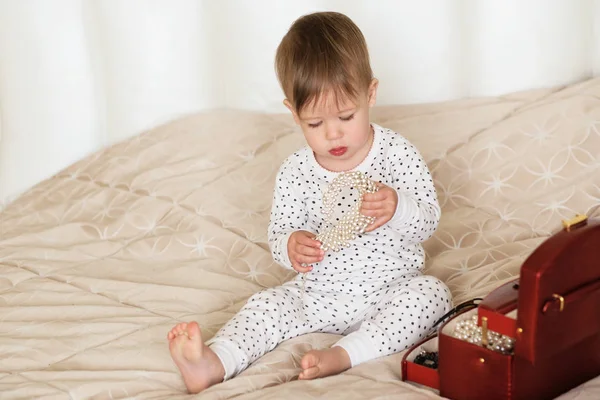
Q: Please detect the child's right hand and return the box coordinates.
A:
[287,230,324,273]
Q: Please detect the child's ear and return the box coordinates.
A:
[283,99,300,125]
[368,78,379,107]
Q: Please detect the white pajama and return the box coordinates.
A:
[207,124,452,380]
[208,274,450,379]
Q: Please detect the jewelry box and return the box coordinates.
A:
[402,215,600,399]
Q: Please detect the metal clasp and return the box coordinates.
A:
[562,214,588,232]
[552,294,565,312]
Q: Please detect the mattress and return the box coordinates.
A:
[1,78,600,399]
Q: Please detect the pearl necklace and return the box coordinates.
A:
[299,171,378,319]
[315,171,378,251]
[452,315,516,354]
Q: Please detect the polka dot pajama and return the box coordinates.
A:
[207,124,452,380]
[208,274,450,379]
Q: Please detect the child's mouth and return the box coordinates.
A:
[329,147,347,156]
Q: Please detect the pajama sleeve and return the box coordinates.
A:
[268,160,309,270]
[386,138,441,244]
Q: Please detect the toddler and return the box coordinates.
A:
[167,11,452,393]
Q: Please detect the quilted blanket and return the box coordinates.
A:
[1,78,600,399]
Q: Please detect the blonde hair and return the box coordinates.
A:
[275,12,373,114]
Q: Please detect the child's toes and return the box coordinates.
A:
[168,323,188,340]
[175,323,188,334]
[300,351,319,370]
[177,330,189,338]
[168,326,180,340]
[299,366,320,380]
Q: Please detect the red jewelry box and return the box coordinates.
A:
[402,215,600,400]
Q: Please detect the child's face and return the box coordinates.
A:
[286,79,378,172]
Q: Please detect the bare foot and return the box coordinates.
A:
[167,321,225,393]
[298,346,352,380]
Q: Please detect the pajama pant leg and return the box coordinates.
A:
[334,275,452,367]
[206,281,326,380]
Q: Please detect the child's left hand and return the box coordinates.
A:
[360,182,398,232]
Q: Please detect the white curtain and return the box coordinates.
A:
[1,0,599,206]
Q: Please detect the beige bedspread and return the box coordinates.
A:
[1,78,600,399]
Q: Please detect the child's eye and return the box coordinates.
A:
[340,114,355,121]
[308,121,322,128]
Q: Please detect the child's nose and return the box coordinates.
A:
[325,124,343,140]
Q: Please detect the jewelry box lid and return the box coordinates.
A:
[514,215,600,363]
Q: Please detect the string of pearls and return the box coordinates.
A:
[452,314,516,354]
[315,171,379,252]
[299,171,378,320]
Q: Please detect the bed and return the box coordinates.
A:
[1,78,599,399]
